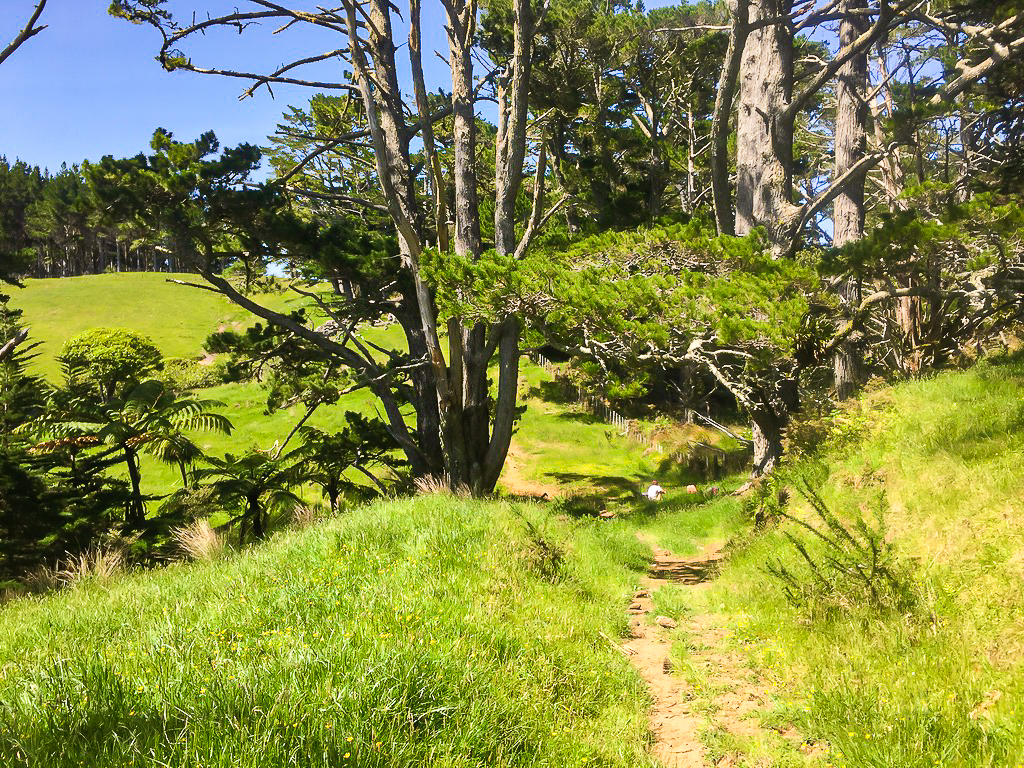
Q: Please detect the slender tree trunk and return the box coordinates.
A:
[124,446,146,527]
[833,0,870,400]
[249,495,264,541]
[711,0,749,235]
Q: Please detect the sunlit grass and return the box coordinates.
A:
[667,358,1024,767]
[0,497,658,767]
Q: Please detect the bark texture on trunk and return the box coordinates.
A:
[734,0,799,254]
[750,408,785,477]
[833,1,869,248]
[710,0,749,236]
[832,2,869,400]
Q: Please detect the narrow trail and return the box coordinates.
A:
[499,441,562,499]
[621,541,808,767]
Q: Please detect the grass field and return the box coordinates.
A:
[8,274,420,500]
[0,496,661,767]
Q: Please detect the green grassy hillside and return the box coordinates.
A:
[7,274,413,499]
[671,358,1024,766]
[7,274,714,502]
[0,497,661,767]
[7,273,306,379]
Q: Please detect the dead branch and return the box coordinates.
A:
[1,0,47,67]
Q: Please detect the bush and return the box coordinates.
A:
[160,356,225,390]
[58,328,162,399]
[740,473,789,528]
[765,481,918,619]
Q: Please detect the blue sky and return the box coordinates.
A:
[1,0,686,175]
[0,0,486,173]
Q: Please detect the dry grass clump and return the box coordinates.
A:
[413,474,471,497]
[171,519,226,562]
[290,504,329,529]
[56,546,126,586]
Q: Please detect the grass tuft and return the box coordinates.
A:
[171,519,227,563]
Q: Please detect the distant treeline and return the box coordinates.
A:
[0,158,197,278]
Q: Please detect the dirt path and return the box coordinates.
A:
[622,542,805,767]
[499,442,562,499]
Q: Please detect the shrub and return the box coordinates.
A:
[160,356,224,390]
[765,481,918,618]
[740,473,790,528]
[58,328,162,399]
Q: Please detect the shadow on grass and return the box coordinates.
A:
[527,380,577,405]
[549,466,719,520]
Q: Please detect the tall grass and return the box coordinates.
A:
[0,497,656,767]
[666,358,1024,767]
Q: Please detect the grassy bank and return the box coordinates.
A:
[664,359,1024,767]
[0,495,662,767]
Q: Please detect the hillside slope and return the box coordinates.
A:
[0,497,661,767]
[672,358,1024,766]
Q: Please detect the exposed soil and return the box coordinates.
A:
[621,541,808,767]
[499,441,562,499]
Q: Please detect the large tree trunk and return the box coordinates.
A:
[750,407,786,476]
[832,0,870,400]
[734,0,800,255]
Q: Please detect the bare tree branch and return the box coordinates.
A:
[0,329,28,363]
[0,0,47,67]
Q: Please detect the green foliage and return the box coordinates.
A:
[32,378,232,538]
[58,328,163,401]
[0,158,44,285]
[829,189,1024,277]
[740,474,790,529]
[159,357,224,391]
[0,293,46,440]
[195,450,301,544]
[0,448,66,581]
[286,414,401,511]
[429,219,815,354]
[765,482,918,619]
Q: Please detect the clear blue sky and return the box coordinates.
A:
[0,0,480,173]
[0,0,684,175]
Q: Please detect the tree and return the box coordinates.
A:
[196,450,300,543]
[106,0,553,494]
[33,379,231,528]
[432,219,817,475]
[286,415,401,513]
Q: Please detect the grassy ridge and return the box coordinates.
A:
[0,497,659,767]
[673,359,1024,767]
